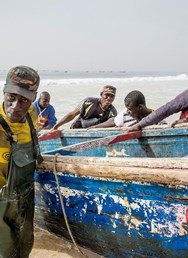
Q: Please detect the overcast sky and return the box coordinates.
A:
[1,0,188,72]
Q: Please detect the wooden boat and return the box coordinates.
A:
[35,155,188,257]
[35,124,188,257]
[39,125,188,158]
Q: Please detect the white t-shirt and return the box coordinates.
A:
[114,109,137,127]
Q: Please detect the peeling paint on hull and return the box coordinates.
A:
[35,171,188,257]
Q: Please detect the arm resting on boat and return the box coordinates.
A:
[53,107,80,129]
[89,117,115,129]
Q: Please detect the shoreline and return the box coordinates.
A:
[30,227,103,258]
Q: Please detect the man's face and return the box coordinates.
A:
[101,92,115,108]
[4,93,32,123]
[125,102,141,119]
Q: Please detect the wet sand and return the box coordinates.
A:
[30,227,103,258]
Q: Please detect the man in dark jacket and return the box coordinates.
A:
[53,85,117,129]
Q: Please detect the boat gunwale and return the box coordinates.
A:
[37,155,188,186]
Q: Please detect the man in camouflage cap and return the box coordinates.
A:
[101,85,116,96]
[4,65,40,101]
[0,65,42,257]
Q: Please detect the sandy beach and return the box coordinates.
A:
[30,227,103,258]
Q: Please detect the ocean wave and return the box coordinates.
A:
[39,74,188,86]
[0,73,187,88]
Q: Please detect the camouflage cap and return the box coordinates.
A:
[4,65,40,101]
[101,85,116,96]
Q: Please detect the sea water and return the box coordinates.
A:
[0,70,188,128]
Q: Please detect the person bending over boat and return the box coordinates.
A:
[53,85,117,129]
[34,91,57,131]
[89,90,166,128]
[0,66,43,258]
[125,89,188,132]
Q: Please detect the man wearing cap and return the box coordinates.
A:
[0,65,42,257]
[52,85,117,129]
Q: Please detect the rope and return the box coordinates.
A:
[53,154,88,258]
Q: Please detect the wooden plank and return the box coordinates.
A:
[37,156,188,185]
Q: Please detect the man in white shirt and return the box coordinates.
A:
[114,109,137,127]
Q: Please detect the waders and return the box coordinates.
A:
[0,114,42,258]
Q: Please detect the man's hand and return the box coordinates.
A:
[171,118,188,127]
[125,123,141,132]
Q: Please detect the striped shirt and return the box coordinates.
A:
[114,110,137,127]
